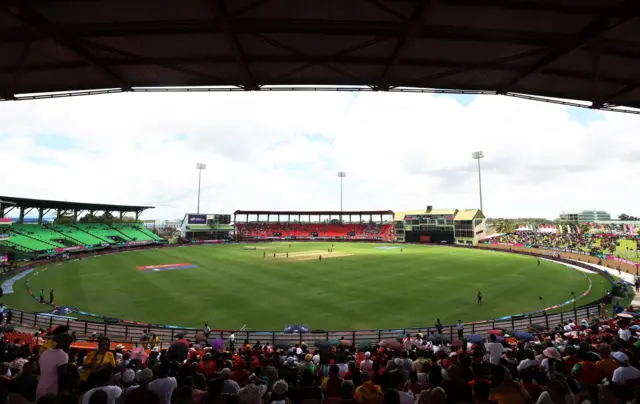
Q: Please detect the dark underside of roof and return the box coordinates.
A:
[1,0,640,113]
[0,196,153,212]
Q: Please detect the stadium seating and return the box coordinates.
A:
[237,222,393,240]
[49,224,105,245]
[110,223,163,242]
[74,223,130,244]
[1,222,165,254]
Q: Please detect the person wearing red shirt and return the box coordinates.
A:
[196,353,216,378]
[231,359,249,386]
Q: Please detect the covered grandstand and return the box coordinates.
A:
[394,206,487,245]
[0,196,164,258]
[234,210,394,241]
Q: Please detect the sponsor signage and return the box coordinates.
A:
[606,255,639,266]
[0,218,11,224]
[188,214,207,224]
[125,240,154,246]
[54,246,86,253]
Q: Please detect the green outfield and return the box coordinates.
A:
[1,243,614,330]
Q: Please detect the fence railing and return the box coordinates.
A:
[8,303,603,350]
[2,242,617,349]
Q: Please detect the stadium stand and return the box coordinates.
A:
[4,296,639,404]
[49,224,105,246]
[483,231,640,257]
[0,222,164,254]
[237,222,393,240]
[110,223,164,242]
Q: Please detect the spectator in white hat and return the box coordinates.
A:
[611,351,640,384]
[360,352,373,374]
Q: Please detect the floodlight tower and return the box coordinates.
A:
[337,172,346,213]
[471,151,484,213]
[196,163,207,214]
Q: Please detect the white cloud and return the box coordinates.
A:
[0,91,638,220]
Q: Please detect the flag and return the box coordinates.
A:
[576,224,581,235]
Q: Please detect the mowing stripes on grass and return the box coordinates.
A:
[0,243,612,330]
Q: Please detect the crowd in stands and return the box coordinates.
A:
[485,233,639,256]
[2,308,640,404]
[237,223,392,240]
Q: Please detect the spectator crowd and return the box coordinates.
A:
[486,233,639,256]
[2,311,640,404]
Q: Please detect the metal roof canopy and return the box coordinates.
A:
[0,196,153,214]
[1,0,640,114]
[235,210,394,216]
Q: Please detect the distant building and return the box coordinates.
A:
[559,210,611,222]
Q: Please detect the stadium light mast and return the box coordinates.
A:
[337,172,346,214]
[471,151,484,213]
[196,163,207,214]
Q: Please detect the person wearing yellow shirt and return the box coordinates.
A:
[80,337,116,384]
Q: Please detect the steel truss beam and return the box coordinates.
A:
[1,4,132,91]
[377,0,436,90]
[497,0,640,94]
[210,0,257,90]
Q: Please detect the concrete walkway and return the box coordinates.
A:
[571,260,640,307]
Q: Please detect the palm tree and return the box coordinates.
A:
[579,223,591,234]
[495,220,515,233]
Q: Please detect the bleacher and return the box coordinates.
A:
[74,223,130,244]
[1,222,165,254]
[13,224,84,248]
[49,224,105,246]
[237,222,393,240]
[110,223,160,241]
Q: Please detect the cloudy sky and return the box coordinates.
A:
[0,91,636,221]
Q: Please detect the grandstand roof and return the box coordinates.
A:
[395,209,457,221]
[235,210,393,216]
[1,1,640,114]
[0,196,153,213]
[454,209,485,221]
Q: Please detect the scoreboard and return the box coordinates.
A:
[209,214,231,225]
[186,214,231,225]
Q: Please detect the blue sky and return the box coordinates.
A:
[31,133,79,150]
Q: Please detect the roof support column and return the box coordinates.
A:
[38,208,44,224]
[18,207,25,224]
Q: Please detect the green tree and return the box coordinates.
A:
[580,222,591,234]
[78,214,100,223]
[495,220,516,233]
[53,215,75,225]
